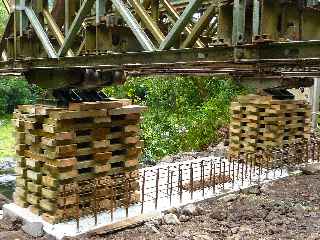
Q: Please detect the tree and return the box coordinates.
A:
[0,1,8,34]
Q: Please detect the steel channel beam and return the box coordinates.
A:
[160,0,204,48]
[110,0,156,51]
[252,0,260,37]
[232,0,246,45]
[24,6,58,58]
[58,0,96,57]
[1,41,320,72]
[128,0,165,44]
[181,3,216,48]
[160,0,202,50]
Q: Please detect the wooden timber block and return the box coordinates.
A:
[49,109,109,120]
[46,157,77,168]
[76,147,93,156]
[127,147,142,158]
[15,187,27,198]
[77,160,95,169]
[93,140,110,149]
[94,152,112,161]
[29,205,42,215]
[15,132,26,144]
[26,193,41,206]
[109,105,147,116]
[68,101,123,111]
[45,144,77,159]
[124,136,139,145]
[94,164,112,173]
[13,195,29,208]
[16,176,27,188]
[125,159,139,168]
[27,170,42,183]
[27,181,42,194]
[26,158,42,170]
[15,167,27,177]
[124,125,139,133]
[43,166,78,180]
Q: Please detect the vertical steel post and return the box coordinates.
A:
[232,0,246,45]
[312,78,320,129]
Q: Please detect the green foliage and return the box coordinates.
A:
[104,76,246,162]
[0,76,43,114]
[0,1,8,34]
[0,115,14,158]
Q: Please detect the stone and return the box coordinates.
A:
[180,204,203,216]
[163,213,180,225]
[300,163,320,175]
[166,207,178,215]
[179,215,191,222]
[241,186,261,195]
[0,194,10,210]
[0,231,28,240]
[22,221,44,237]
[220,193,239,202]
[145,222,160,234]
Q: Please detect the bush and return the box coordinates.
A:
[0,76,43,114]
[104,76,247,162]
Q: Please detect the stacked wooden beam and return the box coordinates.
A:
[229,94,311,160]
[12,100,145,223]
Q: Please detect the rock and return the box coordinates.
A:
[0,194,10,210]
[210,210,228,221]
[220,193,239,202]
[193,233,212,240]
[166,207,178,215]
[300,163,320,175]
[145,222,160,234]
[241,186,261,195]
[180,204,203,216]
[179,215,191,222]
[0,231,28,240]
[22,221,44,238]
[163,213,180,225]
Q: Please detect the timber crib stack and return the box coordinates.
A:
[229,94,311,162]
[12,100,145,224]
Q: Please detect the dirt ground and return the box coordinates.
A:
[2,173,320,240]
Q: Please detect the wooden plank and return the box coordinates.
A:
[69,101,124,111]
[109,105,147,116]
[49,109,109,120]
[92,213,160,236]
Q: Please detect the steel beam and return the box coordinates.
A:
[110,0,156,51]
[252,0,260,37]
[159,0,202,50]
[128,0,165,44]
[24,6,58,58]
[232,0,246,45]
[181,3,216,48]
[312,78,320,129]
[58,0,96,57]
[43,9,74,57]
[160,0,204,48]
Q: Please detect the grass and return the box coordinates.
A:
[0,115,15,159]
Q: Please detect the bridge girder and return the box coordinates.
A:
[0,0,320,89]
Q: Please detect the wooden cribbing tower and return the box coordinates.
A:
[229,95,311,162]
[13,100,145,223]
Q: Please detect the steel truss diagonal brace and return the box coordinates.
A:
[128,0,165,44]
[181,3,216,48]
[24,6,58,58]
[58,0,96,57]
[111,0,156,51]
[159,0,202,50]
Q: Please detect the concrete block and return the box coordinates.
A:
[22,221,44,237]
